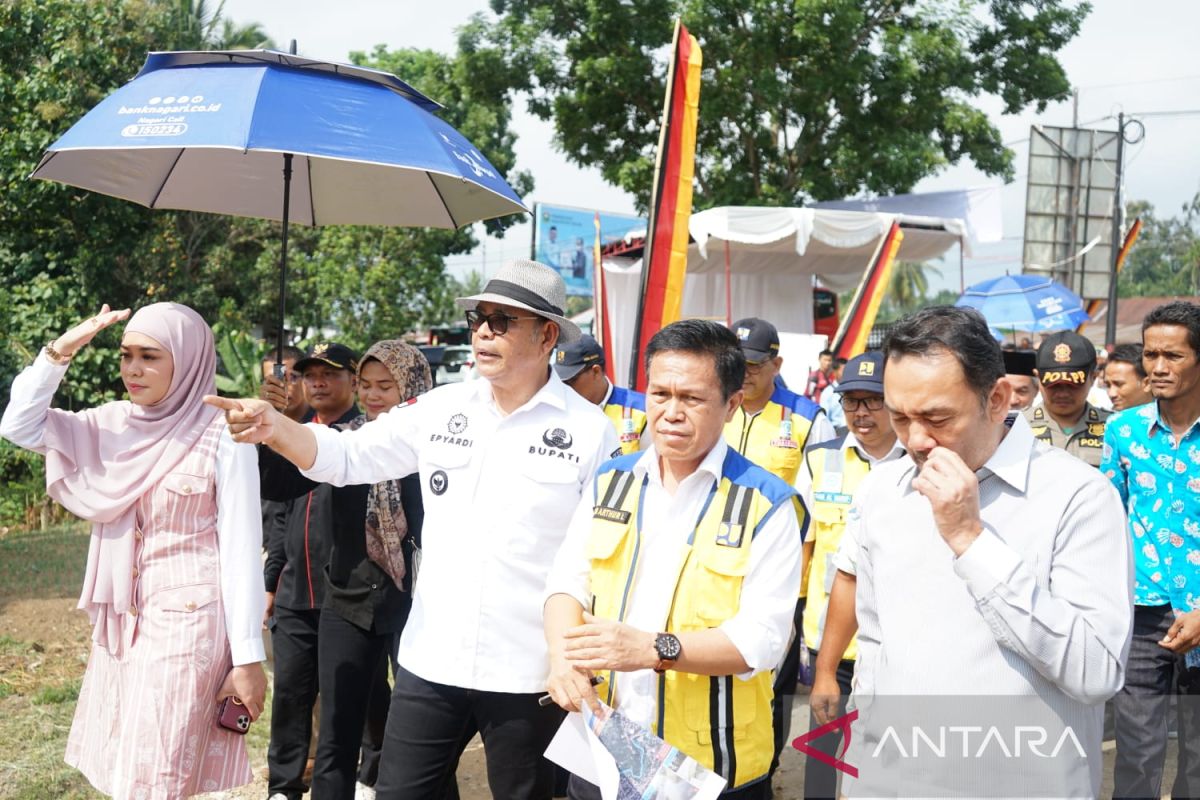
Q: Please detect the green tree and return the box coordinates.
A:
[881,261,942,320]
[485,0,1088,210]
[1119,196,1200,298]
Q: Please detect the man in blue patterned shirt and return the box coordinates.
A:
[1102,300,1200,799]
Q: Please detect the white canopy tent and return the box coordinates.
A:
[601,206,969,387]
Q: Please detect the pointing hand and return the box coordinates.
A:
[203,395,277,444]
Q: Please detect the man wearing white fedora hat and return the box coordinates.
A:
[207,260,617,800]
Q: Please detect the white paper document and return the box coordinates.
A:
[545,701,727,800]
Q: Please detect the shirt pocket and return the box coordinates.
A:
[153,582,220,614]
[157,471,215,527]
[506,457,581,557]
[767,443,802,483]
[422,445,473,503]
[688,544,752,627]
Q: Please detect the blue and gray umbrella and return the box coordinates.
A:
[32,49,528,363]
[955,274,1090,333]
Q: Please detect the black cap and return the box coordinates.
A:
[294,342,359,373]
[1002,349,1037,377]
[553,334,605,381]
[731,318,780,364]
[1036,332,1096,385]
[835,351,884,394]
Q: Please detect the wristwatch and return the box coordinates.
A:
[653,632,682,674]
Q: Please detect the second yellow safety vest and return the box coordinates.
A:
[802,440,872,662]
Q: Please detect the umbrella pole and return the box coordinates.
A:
[274,153,294,377]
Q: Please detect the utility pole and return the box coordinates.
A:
[1105,112,1124,348]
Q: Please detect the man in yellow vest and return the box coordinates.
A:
[798,351,905,798]
[544,320,805,799]
[555,334,649,455]
[723,318,833,787]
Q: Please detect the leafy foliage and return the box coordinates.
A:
[0,0,530,527]
[484,0,1088,210]
[1119,196,1200,299]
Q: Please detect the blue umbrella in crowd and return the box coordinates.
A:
[31,49,528,364]
[954,274,1090,334]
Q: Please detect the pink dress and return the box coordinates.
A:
[64,415,251,798]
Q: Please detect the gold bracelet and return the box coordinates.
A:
[44,341,73,365]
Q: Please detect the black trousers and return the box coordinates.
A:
[356,636,394,788]
[801,651,855,800]
[311,608,398,799]
[375,666,564,800]
[269,606,322,799]
[1114,603,1200,799]
[568,773,769,799]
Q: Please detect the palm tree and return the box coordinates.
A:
[885,261,942,318]
[170,0,274,50]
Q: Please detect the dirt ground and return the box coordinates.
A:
[0,597,1171,799]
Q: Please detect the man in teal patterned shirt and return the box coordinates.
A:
[1102,300,1200,798]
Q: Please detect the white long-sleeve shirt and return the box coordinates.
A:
[843,412,1132,797]
[302,373,618,693]
[544,441,803,731]
[0,353,265,664]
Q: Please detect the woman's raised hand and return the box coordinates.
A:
[54,304,131,358]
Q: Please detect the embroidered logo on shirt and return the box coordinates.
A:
[542,428,574,450]
[448,413,468,434]
[429,470,449,496]
[715,522,745,548]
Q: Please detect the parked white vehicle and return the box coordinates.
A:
[435,345,476,384]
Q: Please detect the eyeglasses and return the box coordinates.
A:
[465,309,542,336]
[840,395,886,412]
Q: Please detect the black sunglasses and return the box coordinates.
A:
[465,309,542,336]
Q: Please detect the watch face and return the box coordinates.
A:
[656,633,682,660]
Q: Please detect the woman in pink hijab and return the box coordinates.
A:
[0,303,267,799]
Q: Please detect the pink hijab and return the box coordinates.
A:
[41,302,220,656]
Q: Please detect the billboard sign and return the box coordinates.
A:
[532,203,645,296]
[1022,125,1120,300]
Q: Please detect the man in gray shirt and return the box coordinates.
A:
[841,307,1132,797]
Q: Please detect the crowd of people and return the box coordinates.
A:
[1,257,1198,800]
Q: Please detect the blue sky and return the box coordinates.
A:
[222,0,1200,293]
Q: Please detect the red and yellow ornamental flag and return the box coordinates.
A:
[628,20,702,391]
[830,222,904,359]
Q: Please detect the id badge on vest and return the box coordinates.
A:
[770,417,797,449]
[620,414,638,443]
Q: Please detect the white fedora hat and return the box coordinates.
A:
[455,259,581,343]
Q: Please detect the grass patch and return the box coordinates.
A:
[0,524,276,798]
[31,680,80,706]
[0,524,89,601]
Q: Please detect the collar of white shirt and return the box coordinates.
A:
[842,430,906,466]
[632,439,729,493]
[894,412,1034,495]
[470,366,570,415]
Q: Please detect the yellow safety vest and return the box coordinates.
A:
[587,449,803,788]
[725,387,820,598]
[602,385,648,455]
[723,387,821,488]
[801,440,872,662]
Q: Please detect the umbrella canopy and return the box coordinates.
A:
[955,274,1089,332]
[31,49,526,228]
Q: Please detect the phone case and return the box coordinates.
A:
[217,696,252,735]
